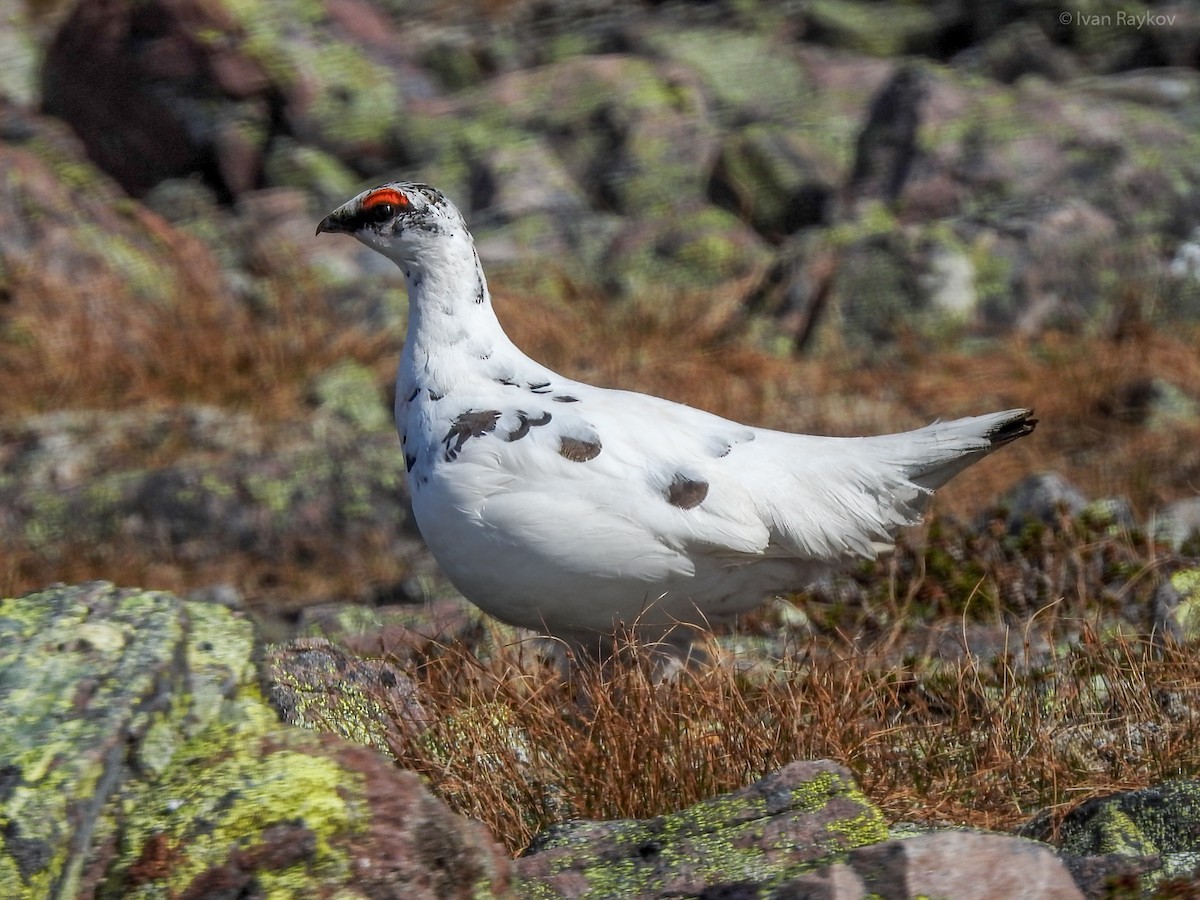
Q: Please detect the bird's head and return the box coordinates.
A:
[316,182,469,267]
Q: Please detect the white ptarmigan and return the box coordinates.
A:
[317,182,1036,653]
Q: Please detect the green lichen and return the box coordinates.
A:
[311,361,390,433]
[520,767,887,897]
[804,0,938,57]
[111,700,362,898]
[0,584,186,900]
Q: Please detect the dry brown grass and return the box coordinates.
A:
[0,228,391,419]
[377,625,1200,855]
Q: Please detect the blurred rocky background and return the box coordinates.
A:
[4,0,1200,629]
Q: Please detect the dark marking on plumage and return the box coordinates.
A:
[553,395,579,403]
[666,475,708,510]
[472,248,486,304]
[529,381,552,394]
[503,410,554,443]
[414,183,446,206]
[499,377,518,387]
[428,390,444,401]
[717,443,732,458]
[558,436,601,462]
[479,352,491,361]
[406,386,420,402]
[442,409,502,461]
[405,453,417,472]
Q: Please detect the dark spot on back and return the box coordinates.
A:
[666,475,708,510]
[442,410,501,461]
[405,453,416,472]
[529,381,552,393]
[558,436,601,462]
[428,390,444,401]
[553,395,579,403]
[503,410,553,443]
[406,387,420,402]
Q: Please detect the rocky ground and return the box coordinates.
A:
[3,0,1200,896]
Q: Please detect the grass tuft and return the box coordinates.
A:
[376,625,1200,855]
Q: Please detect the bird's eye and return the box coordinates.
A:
[365,202,396,223]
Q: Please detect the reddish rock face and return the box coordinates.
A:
[41,0,273,198]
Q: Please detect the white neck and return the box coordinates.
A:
[394,230,521,399]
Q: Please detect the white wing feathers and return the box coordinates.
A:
[441,376,1033,572]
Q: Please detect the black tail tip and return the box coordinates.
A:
[989,409,1038,447]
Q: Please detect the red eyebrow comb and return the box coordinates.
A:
[362,188,409,209]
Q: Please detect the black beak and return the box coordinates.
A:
[316,212,350,236]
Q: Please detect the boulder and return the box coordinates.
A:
[0,582,512,898]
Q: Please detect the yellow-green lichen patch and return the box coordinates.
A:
[1168,568,1200,640]
[265,638,409,758]
[107,693,367,898]
[0,583,188,900]
[182,599,258,734]
[519,762,888,897]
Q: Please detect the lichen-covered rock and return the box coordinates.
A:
[0,582,513,899]
[1024,779,1200,896]
[0,401,420,613]
[709,124,837,237]
[266,637,428,757]
[513,760,888,898]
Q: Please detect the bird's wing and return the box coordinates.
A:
[420,379,1028,569]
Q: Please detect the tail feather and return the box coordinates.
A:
[907,408,1036,492]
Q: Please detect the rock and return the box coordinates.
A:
[844,65,927,209]
[708,124,837,237]
[515,760,889,897]
[0,404,420,614]
[1096,377,1200,430]
[1152,498,1200,552]
[844,831,1083,899]
[800,1,944,58]
[40,0,274,197]
[0,102,232,322]
[600,204,772,307]
[265,637,428,757]
[0,582,512,898]
[999,473,1089,531]
[953,22,1081,84]
[1154,567,1200,641]
[1028,780,1200,895]
[638,27,818,129]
